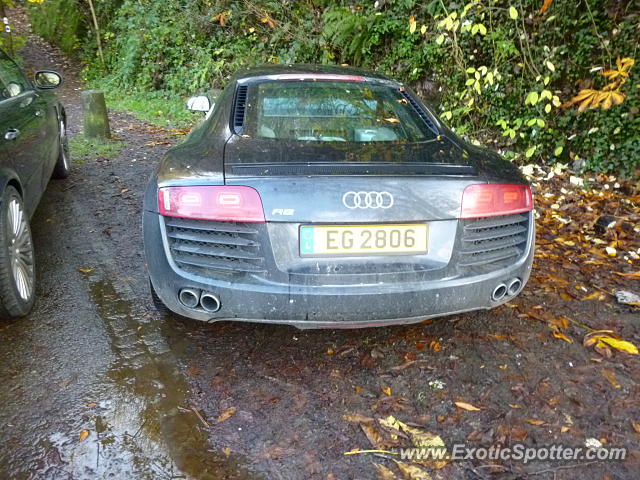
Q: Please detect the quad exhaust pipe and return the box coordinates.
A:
[491,277,522,302]
[178,288,221,313]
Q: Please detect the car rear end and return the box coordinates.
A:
[143,70,534,328]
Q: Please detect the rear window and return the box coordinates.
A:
[244,81,437,143]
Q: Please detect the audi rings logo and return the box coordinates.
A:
[342,191,394,209]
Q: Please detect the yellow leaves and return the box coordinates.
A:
[564,57,634,111]
[631,421,640,434]
[584,331,639,356]
[78,268,93,274]
[601,57,635,81]
[454,401,481,411]
[216,407,237,423]
[525,418,545,426]
[79,429,89,441]
[429,341,441,352]
[375,463,397,480]
[605,246,617,257]
[508,6,519,20]
[212,11,230,26]
[381,386,392,396]
[395,461,433,480]
[552,329,572,343]
[408,16,417,34]
[564,89,625,112]
[598,337,638,355]
[260,15,277,29]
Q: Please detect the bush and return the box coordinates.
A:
[28,0,640,175]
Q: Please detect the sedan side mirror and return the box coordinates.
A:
[34,70,62,89]
[186,95,211,113]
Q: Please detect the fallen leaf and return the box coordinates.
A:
[354,386,362,393]
[343,413,374,424]
[381,386,392,396]
[509,404,522,409]
[615,271,640,278]
[361,423,386,448]
[79,429,89,441]
[552,330,573,343]
[78,268,93,274]
[224,447,231,457]
[429,341,441,352]
[395,461,432,480]
[598,337,638,355]
[602,369,621,389]
[561,426,570,433]
[454,401,481,411]
[216,407,237,423]
[525,418,545,426]
[375,463,397,480]
[631,421,640,434]
[86,402,97,407]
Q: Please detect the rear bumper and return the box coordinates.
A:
[144,211,534,329]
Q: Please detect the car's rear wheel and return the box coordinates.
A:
[52,115,70,179]
[0,186,36,320]
[149,277,172,316]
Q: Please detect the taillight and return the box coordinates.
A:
[460,184,533,219]
[158,186,265,222]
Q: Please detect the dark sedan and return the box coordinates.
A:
[143,65,534,328]
[0,48,69,320]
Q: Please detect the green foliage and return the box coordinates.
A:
[69,136,124,163]
[27,0,85,55]
[28,0,640,175]
[89,79,195,127]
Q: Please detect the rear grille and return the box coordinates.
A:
[164,217,266,276]
[233,85,248,134]
[459,214,529,268]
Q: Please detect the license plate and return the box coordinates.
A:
[299,224,428,256]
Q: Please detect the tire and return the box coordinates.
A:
[52,114,70,179]
[0,186,36,320]
[149,277,172,316]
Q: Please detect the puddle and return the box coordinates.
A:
[48,278,257,479]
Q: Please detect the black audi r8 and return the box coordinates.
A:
[143,65,534,328]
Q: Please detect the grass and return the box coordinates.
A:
[70,136,125,163]
[87,80,197,129]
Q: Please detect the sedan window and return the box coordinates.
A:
[0,51,29,99]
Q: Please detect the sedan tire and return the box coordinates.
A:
[0,186,36,320]
[52,115,70,179]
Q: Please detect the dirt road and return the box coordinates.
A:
[0,10,638,480]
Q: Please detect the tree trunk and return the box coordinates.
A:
[81,90,111,139]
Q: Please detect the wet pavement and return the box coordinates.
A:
[1,10,639,480]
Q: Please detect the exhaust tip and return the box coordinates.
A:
[492,284,508,302]
[508,278,522,296]
[200,293,221,313]
[178,288,200,309]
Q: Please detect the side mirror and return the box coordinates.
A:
[186,95,211,113]
[34,70,62,89]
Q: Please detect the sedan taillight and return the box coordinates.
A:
[158,186,265,222]
[460,184,533,219]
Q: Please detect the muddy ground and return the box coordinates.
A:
[0,10,639,480]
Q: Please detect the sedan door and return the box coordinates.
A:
[0,51,48,215]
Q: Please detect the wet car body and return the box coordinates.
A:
[143,64,534,328]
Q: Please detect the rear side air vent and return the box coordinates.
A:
[233,85,248,134]
[399,90,439,135]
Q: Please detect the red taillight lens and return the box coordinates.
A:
[460,184,533,219]
[158,186,265,222]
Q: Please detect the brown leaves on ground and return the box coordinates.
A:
[79,429,89,441]
[216,407,237,423]
[454,401,481,411]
